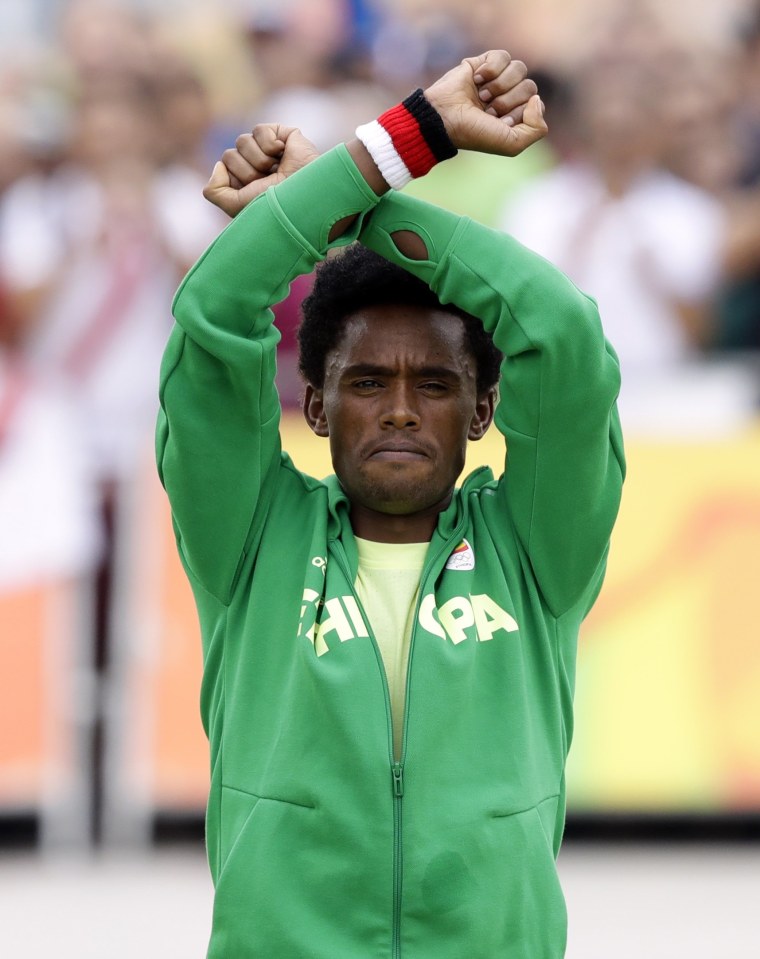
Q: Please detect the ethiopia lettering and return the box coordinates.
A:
[298,590,518,656]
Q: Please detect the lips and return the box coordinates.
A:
[367,441,430,461]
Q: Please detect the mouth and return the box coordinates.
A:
[367,443,430,462]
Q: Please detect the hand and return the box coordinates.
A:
[203,124,320,217]
[424,50,547,156]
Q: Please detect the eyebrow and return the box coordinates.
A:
[341,363,462,380]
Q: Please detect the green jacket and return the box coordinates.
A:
[156,145,625,958]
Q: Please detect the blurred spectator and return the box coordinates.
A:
[150,48,230,275]
[1,80,177,486]
[714,6,760,352]
[736,2,760,183]
[0,280,100,591]
[656,14,760,355]
[0,48,97,589]
[245,0,390,153]
[0,99,27,200]
[578,0,760,359]
[0,31,225,489]
[59,0,153,85]
[498,57,726,385]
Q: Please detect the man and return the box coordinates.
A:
[157,50,624,959]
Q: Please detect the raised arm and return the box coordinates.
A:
[351,56,623,615]
[156,129,380,604]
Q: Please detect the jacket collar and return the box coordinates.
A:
[324,465,495,572]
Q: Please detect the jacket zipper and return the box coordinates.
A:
[330,524,465,959]
[391,525,466,957]
[392,761,404,959]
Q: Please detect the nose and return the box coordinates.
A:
[381,383,420,430]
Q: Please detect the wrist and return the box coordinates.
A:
[346,138,392,197]
[355,89,457,191]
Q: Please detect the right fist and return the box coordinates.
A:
[424,50,546,157]
[203,124,320,218]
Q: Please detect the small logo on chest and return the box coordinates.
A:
[445,539,475,571]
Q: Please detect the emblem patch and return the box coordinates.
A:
[445,539,475,571]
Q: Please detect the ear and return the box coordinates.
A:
[467,387,496,441]
[303,383,329,437]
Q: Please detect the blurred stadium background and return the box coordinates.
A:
[1,0,759,956]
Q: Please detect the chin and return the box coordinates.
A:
[343,462,455,517]
[362,481,448,517]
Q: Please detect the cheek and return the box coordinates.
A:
[324,408,363,464]
[325,406,359,442]
[452,400,480,441]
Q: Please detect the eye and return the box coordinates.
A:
[353,379,383,391]
[419,381,448,394]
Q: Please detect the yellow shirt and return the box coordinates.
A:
[354,538,428,760]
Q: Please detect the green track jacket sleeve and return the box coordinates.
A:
[359,194,625,617]
[156,146,380,604]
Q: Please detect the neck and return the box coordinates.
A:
[350,494,451,543]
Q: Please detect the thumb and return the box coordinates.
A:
[203,160,231,200]
[203,160,240,218]
[511,94,548,149]
[522,94,547,133]
[462,93,547,157]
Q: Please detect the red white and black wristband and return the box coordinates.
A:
[355,88,457,190]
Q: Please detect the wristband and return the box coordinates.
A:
[355,88,457,190]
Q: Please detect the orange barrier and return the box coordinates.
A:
[0,580,85,820]
[147,486,209,808]
[107,457,209,822]
[568,423,760,812]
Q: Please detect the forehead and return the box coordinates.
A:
[329,304,472,372]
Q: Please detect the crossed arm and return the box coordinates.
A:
[203,49,547,242]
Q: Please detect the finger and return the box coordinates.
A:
[477,60,529,104]
[475,93,547,156]
[482,78,538,117]
[235,134,281,175]
[250,123,289,158]
[501,87,545,127]
[221,147,257,186]
[464,50,512,85]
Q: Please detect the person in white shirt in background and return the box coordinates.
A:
[0,69,226,491]
[0,280,100,592]
[498,56,726,413]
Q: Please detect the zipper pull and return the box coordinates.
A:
[392,762,404,798]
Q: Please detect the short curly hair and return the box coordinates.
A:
[297,245,502,393]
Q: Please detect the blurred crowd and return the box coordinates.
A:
[0,0,759,594]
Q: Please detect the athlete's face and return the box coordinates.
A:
[303,305,495,542]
